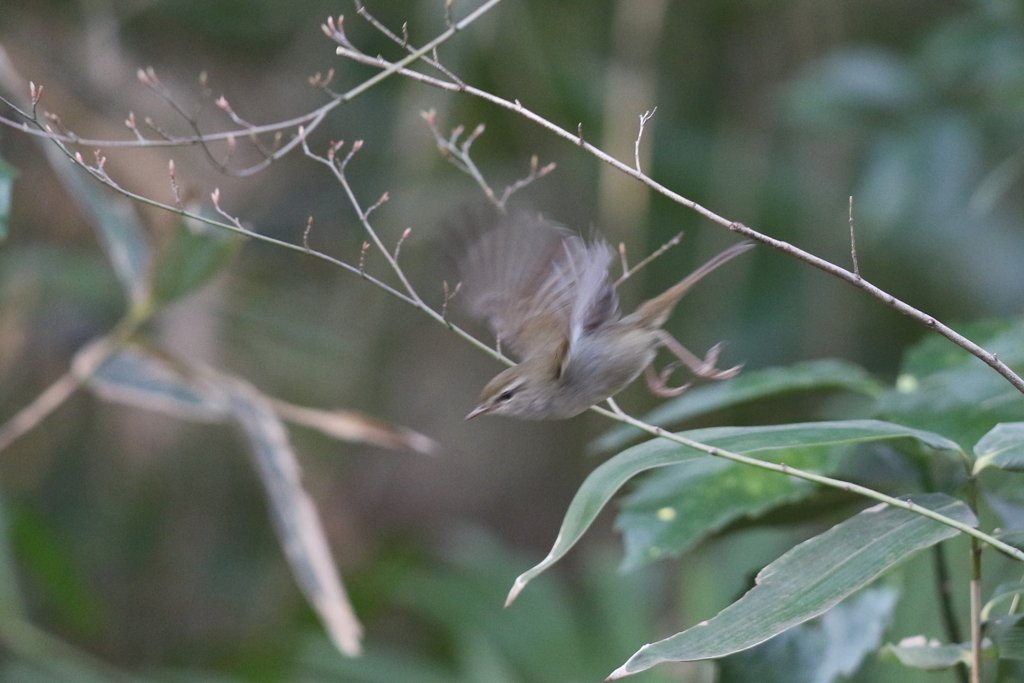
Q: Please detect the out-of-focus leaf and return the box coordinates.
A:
[592,359,882,453]
[296,638,460,683]
[787,48,924,125]
[608,494,975,678]
[0,493,24,619]
[149,217,242,307]
[507,420,964,604]
[0,156,17,241]
[974,422,1024,473]
[39,143,151,310]
[718,586,898,683]
[879,636,971,670]
[982,582,1024,621]
[375,531,670,683]
[994,529,1024,551]
[87,345,231,421]
[877,318,1024,450]
[88,343,364,656]
[989,614,1024,660]
[8,506,105,634]
[272,400,436,454]
[222,375,363,657]
[0,621,155,682]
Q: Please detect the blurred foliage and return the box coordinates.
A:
[1,0,1024,682]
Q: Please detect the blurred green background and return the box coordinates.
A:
[1,0,1024,681]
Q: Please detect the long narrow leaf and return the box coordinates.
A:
[40,143,151,309]
[507,420,963,605]
[718,586,898,683]
[608,493,974,678]
[223,376,363,656]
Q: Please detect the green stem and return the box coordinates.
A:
[590,405,1024,564]
[931,543,969,683]
[967,479,983,683]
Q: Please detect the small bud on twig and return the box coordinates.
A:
[303,216,314,251]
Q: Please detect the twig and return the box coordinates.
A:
[614,232,683,287]
[168,159,183,209]
[358,242,370,277]
[442,280,461,326]
[332,46,1024,398]
[849,196,860,278]
[303,216,314,251]
[394,227,411,261]
[300,134,425,307]
[635,107,656,173]
[351,5,465,87]
[0,371,81,453]
[420,110,554,210]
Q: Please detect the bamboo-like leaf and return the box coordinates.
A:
[87,345,231,421]
[592,360,882,453]
[718,586,898,683]
[272,400,436,454]
[88,346,365,656]
[223,376,363,656]
[879,636,972,670]
[973,422,1024,474]
[608,493,974,678]
[507,420,963,605]
[40,143,151,309]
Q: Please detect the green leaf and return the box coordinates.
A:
[983,582,1024,621]
[507,420,964,604]
[149,217,242,306]
[40,145,152,310]
[616,444,849,571]
[608,493,975,678]
[718,586,898,683]
[592,359,882,453]
[877,318,1024,450]
[880,637,971,670]
[989,614,1024,660]
[0,493,24,620]
[973,422,1024,474]
[0,156,18,242]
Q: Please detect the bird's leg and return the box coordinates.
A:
[644,362,693,397]
[660,333,744,380]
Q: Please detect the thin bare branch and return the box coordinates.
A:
[635,107,656,173]
[334,44,1024,398]
[849,195,860,278]
[614,231,683,287]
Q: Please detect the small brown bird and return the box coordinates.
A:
[461,212,752,419]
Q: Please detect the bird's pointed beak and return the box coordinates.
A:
[465,404,490,420]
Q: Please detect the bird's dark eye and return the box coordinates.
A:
[497,389,516,403]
